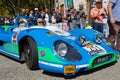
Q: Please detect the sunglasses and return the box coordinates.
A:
[38,22,42,23]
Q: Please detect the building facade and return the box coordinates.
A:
[50,0,109,20]
[53,0,88,17]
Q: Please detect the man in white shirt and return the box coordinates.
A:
[45,8,50,26]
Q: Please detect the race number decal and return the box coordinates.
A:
[83,42,106,55]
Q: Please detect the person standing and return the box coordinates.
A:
[79,3,87,28]
[44,8,50,26]
[66,9,72,29]
[33,8,41,19]
[0,14,4,25]
[75,10,81,29]
[25,8,30,17]
[70,7,76,30]
[4,17,10,25]
[33,8,42,25]
[108,0,120,51]
[51,9,57,24]
[90,0,107,33]
[56,10,62,29]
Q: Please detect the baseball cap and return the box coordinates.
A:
[34,8,39,11]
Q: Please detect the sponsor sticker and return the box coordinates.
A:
[40,50,46,57]
[12,32,18,44]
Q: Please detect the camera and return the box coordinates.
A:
[101,13,105,16]
[76,11,79,14]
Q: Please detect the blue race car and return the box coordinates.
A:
[0,18,119,75]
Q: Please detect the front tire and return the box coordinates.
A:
[24,37,38,70]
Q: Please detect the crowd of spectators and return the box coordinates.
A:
[0,14,15,26]
[0,2,88,31]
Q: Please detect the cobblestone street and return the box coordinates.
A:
[0,54,120,80]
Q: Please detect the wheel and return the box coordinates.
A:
[23,37,38,70]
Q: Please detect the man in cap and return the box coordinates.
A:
[90,0,107,33]
[33,8,42,25]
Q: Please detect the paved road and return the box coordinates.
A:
[0,54,120,80]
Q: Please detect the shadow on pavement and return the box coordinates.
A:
[42,62,117,79]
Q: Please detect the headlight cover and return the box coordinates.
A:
[54,40,82,62]
[95,35,102,44]
[56,42,68,57]
[78,35,86,46]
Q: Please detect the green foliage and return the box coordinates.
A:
[3,10,9,17]
[0,0,50,16]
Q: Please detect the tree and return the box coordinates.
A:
[0,0,51,16]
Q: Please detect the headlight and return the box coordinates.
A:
[78,35,86,46]
[56,42,68,57]
[54,41,82,62]
[95,35,102,44]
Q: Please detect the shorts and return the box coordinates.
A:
[93,22,103,33]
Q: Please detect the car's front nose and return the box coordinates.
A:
[38,52,118,76]
[63,52,118,75]
[88,52,118,69]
